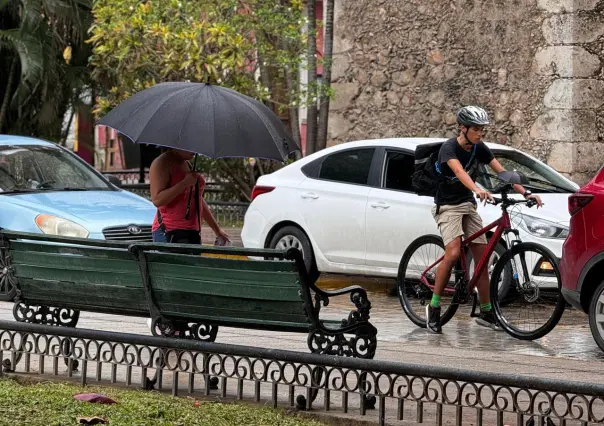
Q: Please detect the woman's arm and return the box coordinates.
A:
[201,198,231,241]
[150,159,194,207]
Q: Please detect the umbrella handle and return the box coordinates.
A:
[184,155,198,220]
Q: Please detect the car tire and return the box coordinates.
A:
[269,226,319,281]
[588,280,604,353]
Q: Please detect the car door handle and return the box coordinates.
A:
[300,192,319,199]
[370,201,390,209]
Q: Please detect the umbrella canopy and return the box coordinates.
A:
[97,82,299,161]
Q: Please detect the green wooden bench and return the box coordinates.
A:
[0,229,378,362]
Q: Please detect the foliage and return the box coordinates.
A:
[0,0,93,142]
[88,0,322,200]
[0,377,328,426]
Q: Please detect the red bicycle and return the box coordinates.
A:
[397,175,566,340]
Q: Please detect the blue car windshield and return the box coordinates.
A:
[0,145,110,193]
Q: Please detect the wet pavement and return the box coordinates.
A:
[1,272,603,386]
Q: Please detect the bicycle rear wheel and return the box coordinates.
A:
[490,242,565,340]
[397,235,462,328]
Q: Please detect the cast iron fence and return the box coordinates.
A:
[1,320,603,426]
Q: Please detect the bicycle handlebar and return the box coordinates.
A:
[480,195,539,208]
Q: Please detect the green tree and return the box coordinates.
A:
[0,0,93,142]
[90,0,316,200]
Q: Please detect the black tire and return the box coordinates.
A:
[588,281,604,353]
[490,242,565,340]
[466,242,513,302]
[397,235,460,328]
[269,225,319,280]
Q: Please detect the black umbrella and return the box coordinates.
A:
[97,82,300,218]
[97,82,299,161]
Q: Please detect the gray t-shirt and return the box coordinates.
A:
[436,138,494,206]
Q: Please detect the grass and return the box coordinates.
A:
[0,377,327,426]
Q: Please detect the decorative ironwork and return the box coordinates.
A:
[0,239,17,302]
[13,302,80,328]
[307,328,377,359]
[150,318,218,343]
[1,320,603,426]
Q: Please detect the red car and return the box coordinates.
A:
[561,165,604,351]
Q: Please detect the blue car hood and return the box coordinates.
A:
[1,190,156,232]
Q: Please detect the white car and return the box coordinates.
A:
[241,138,579,281]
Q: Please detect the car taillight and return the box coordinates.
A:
[251,185,275,201]
[568,193,594,216]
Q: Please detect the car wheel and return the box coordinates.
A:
[269,226,319,281]
[467,242,512,301]
[588,280,604,353]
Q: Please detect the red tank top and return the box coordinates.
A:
[151,162,205,232]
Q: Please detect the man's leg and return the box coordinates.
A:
[469,242,490,308]
[427,206,465,333]
[465,209,502,331]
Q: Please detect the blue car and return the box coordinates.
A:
[0,135,156,241]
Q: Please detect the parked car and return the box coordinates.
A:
[0,135,156,241]
[560,165,604,351]
[242,138,579,281]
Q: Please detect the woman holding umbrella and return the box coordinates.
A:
[149,147,230,245]
[97,81,300,243]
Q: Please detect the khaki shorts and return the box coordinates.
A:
[431,202,487,247]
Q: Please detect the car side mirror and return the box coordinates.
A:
[104,174,122,188]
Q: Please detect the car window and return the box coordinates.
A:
[477,150,576,193]
[0,145,110,192]
[382,151,414,192]
[318,148,375,185]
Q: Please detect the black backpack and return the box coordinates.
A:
[412,141,445,197]
[411,141,476,198]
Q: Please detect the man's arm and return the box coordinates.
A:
[447,158,493,202]
[488,158,543,206]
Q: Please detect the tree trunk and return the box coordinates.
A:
[316,0,334,152]
[284,60,302,160]
[305,0,318,156]
[0,57,17,133]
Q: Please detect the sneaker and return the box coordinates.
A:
[475,310,503,331]
[425,304,442,334]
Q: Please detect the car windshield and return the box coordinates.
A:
[477,150,576,194]
[0,145,111,193]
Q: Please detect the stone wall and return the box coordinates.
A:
[328,0,604,184]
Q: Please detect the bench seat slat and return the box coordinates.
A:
[146,252,297,273]
[10,242,133,260]
[149,275,301,301]
[17,278,148,312]
[12,251,140,274]
[148,262,299,288]
[13,265,143,287]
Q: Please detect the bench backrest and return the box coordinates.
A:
[139,247,313,332]
[0,231,314,332]
[6,238,148,317]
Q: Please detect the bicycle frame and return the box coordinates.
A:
[419,207,512,296]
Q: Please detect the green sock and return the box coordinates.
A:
[481,302,492,311]
[431,294,441,308]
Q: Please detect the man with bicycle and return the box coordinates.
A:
[426,106,543,334]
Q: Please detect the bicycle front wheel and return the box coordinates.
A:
[397,235,461,328]
[490,242,565,340]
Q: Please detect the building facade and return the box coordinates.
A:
[326,0,604,184]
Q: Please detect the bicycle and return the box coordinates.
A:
[397,172,566,340]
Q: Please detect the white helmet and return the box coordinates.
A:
[456,106,490,126]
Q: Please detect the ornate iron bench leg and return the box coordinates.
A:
[8,302,80,372]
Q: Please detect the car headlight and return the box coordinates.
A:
[35,214,89,238]
[519,214,568,239]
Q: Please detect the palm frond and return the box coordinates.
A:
[20,0,43,31]
[0,29,45,107]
